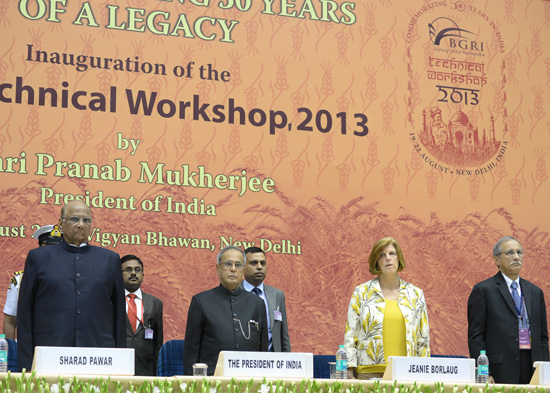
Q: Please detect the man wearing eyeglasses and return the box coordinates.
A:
[183,245,269,375]
[17,201,126,371]
[122,254,163,376]
[468,236,549,384]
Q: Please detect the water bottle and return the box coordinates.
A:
[0,334,8,372]
[336,344,348,379]
[476,350,489,383]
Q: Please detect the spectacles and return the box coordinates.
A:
[219,262,244,270]
[123,267,142,274]
[63,216,93,225]
[498,249,525,258]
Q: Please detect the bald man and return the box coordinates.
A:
[17,201,126,371]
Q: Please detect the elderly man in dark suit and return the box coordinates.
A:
[183,245,268,375]
[241,246,291,352]
[122,254,163,376]
[17,201,126,371]
[468,236,549,384]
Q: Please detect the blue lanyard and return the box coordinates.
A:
[513,290,523,317]
[513,290,529,329]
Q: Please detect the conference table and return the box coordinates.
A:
[0,373,544,393]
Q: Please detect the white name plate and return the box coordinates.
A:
[214,351,313,378]
[383,356,475,383]
[32,346,135,375]
[531,362,550,385]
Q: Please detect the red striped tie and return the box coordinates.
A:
[127,294,137,333]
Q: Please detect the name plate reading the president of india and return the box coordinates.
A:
[32,346,135,375]
[383,356,475,383]
[215,351,313,378]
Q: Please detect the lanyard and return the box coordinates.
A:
[513,290,530,329]
[512,288,523,317]
[512,289,525,318]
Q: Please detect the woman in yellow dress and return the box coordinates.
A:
[344,237,430,379]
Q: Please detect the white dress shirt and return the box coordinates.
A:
[125,288,143,331]
[242,280,272,350]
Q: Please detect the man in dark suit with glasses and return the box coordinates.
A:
[122,254,163,376]
[468,236,549,384]
[183,245,268,375]
[17,201,126,371]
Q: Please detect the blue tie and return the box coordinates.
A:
[510,281,521,310]
[252,288,262,297]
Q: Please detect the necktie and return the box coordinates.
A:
[252,287,272,350]
[252,288,262,297]
[510,281,521,310]
[127,294,137,333]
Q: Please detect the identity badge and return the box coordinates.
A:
[519,328,531,349]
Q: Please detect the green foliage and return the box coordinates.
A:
[0,374,541,393]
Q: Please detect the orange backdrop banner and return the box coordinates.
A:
[1,0,549,357]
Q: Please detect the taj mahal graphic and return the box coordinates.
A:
[419,107,501,167]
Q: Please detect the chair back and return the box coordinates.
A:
[313,354,336,379]
[6,338,18,372]
[157,339,184,376]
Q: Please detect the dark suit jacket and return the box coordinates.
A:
[468,272,549,384]
[126,291,164,376]
[183,284,268,375]
[17,241,126,371]
[241,282,291,352]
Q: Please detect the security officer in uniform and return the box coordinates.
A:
[3,225,62,339]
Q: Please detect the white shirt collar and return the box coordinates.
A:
[125,288,143,300]
[67,242,88,248]
[243,279,265,294]
[500,272,521,295]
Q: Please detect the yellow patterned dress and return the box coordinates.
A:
[344,278,430,372]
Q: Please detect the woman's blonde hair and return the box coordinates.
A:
[368,237,406,275]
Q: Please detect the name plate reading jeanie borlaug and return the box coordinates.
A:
[383,356,475,383]
[32,346,135,375]
[214,351,313,378]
